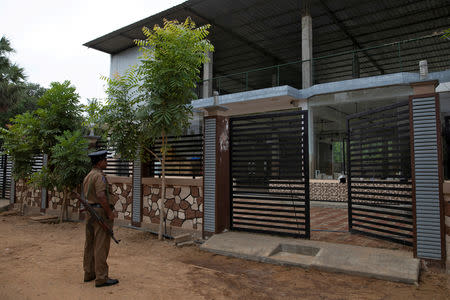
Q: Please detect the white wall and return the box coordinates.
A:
[110,46,140,77]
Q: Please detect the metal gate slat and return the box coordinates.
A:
[230,109,309,238]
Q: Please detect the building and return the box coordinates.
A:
[84,1,449,268]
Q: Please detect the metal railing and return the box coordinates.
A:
[150,134,203,178]
[197,34,449,97]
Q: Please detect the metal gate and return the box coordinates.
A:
[230,110,309,238]
[347,100,413,246]
[0,154,12,199]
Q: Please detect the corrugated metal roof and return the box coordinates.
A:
[84,0,450,88]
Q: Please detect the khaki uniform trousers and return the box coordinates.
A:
[83,207,113,285]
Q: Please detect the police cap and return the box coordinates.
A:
[88,150,108,165]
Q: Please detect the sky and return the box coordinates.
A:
[0,0,186,104]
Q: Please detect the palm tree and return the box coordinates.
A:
[0,36,26,111]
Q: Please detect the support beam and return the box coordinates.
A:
[319,0,385,75]
[184,7,286,65]
[302,1,313,89]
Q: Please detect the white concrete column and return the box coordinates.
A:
[203,51,213,98]
[302,3,313,89]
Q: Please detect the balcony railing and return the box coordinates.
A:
[196,34,449,97]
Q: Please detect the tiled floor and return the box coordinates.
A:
[310,205,411,251]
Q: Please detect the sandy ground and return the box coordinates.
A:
[0,214,448,300]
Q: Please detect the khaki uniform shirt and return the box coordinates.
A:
[83,168,111,205]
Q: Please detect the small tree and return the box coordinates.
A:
[102,18,213,239]
[2,80,87,220]
[49,131,90,222]
[0,112,40,210]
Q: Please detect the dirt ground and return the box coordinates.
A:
[0,214,448,300]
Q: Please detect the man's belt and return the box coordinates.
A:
[88,203,115,210]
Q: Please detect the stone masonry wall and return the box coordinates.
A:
[48,186,83,213]
[15,180,41,208]
[15,176,203,231]
[310,180,347,202]
[110,182,133,221]
[142,183,203,231]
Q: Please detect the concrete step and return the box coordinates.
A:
[200,231,419,285]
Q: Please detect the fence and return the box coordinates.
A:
[150,134,203,178]
[0,154,12,199]
[197,34,449,97]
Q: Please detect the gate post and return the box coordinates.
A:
[131,158,142,227]
[203,113,230,237]
[410,80,446,266]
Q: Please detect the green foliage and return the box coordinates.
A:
[135,18,214,145]
[0,36,26,110]
[102,18,213,162]
[0,82,46,128]
[35,81,83,154]
[1,80,86,191]
[82,98,103,133]
[48,130,90,190]
[100,68,146,161]
[0,112,40,180]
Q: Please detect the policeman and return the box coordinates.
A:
[83,150,119,287]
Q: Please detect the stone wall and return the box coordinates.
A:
[15,180,41,208]
[310,180,347,202]
[14,175,202,232]
[47,186,83,215]
[141,178,203,231]
[110,181,133,222]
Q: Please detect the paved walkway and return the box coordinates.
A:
[201,231,419,284]
[310,205,411,251]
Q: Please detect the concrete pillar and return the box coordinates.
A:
[203,51,213,98]
[203,111,230,237]
[302,1,313,89]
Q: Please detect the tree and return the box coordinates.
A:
[35,81,83,154]
[0,36,26,112]
[49,131,90,222]
[0,112,40,211]
[1,80,88,220]
[102,18,213,239]
[0,82,46,128]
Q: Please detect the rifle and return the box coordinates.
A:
[79,196,121,244]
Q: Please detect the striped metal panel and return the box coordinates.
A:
[132,159,142,223]
[204,118,216,233]
[347,100,413,246]
[412,97,442,260]
[41,154,48,210]
[0,154,12,199]
[230,110,310,238]
[10,160,15,204]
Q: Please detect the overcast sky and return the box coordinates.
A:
[0,0,185,104]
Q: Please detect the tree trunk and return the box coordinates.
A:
[158,133,167,240]
[20,179,27,215]
[59,187,68,223]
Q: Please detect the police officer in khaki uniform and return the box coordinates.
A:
[83,150,119,287]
